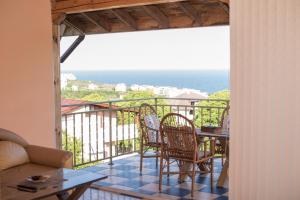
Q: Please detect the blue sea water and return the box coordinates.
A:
[63,70,229,94]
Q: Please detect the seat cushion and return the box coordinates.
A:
[0,141,29,171]
[144,115,161,143]
[0,163,55,185]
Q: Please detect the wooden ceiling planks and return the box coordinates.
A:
[52,0,229,37]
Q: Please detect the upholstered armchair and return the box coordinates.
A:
[0,128,73,185]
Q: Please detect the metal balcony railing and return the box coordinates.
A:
[61,97,229,167]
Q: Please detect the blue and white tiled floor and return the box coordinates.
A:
[80,154,228,200]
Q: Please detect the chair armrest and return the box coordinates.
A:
[25,145,73,169]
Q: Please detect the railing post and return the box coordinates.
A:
[154,98,158,114]
[108,102,113,165]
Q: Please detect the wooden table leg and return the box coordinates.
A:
[217,159,228,187]
[57,191,70,200]
[66,184,91,200]
[56,184,90,200]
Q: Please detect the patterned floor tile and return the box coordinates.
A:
[175,182,206,191]
[81,166,107,173]
[161,187,191,197]
[114,165,139,170]
[133,174,160,183]
[91,155,228,200]
[199,186,228,195]
[99,168,124,176]
[79,188,141,200]
[117,179,149,189]
[214,195,229,200]
[151,193,181,200]
[110,184,134,191]
[136,183,170,192]
[115,171,141,178]
[96,175,128,185]
[183,191,220,200]
[130,188,157,196]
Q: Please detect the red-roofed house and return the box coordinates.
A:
[61,99,135,162]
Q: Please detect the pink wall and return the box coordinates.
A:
[230,0,300,199]
[0,1,55,147]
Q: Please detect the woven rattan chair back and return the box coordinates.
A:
[160,113,197,162]
[219,105,230,130]
[138,103,160,174]
[138,103,159,145]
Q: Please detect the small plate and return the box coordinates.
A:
[26,175,50,183]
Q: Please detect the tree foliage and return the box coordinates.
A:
[116,90,169,124]
[194,90,230,127]
[81,93,106,102]
[62,131,83,165]
[61,90,120,101]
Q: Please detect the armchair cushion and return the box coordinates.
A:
[0,141,29,171]
[25,145,73,169]
[144,115,161,143]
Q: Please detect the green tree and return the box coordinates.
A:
[116,90,169,124]
[194,90,230,127]
[82,93,106,102]
[61,131,83,165]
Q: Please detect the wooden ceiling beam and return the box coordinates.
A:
[218,1,229,14]
[64,19,85,35]
[142,5,169,28]
[80,13,110,32]
[111,9,138,30]
[63,7,229,36]
[178,2,202,25]
[52,13,66,25]
[52,0,187,14]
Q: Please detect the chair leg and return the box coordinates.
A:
[140,141,144,175]
[167,158,170,177]
[159,154,164,192]
[210,158,214,190]
[221,154,224,166]
[191,162,196,198]
[156,147,159,168]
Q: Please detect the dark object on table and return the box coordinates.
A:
[27,175,50,183]
[200,125,221,133]
[17,184,38,193]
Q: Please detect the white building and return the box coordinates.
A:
[88,83,98,90]
[61,73,77,89]
[61,99,137,162]
[71,85,79,91]
[115,83,127,92]
[168,91,208,120]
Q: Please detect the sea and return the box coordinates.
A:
[62,70,229,94]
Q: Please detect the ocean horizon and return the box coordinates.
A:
[62,70,229,94]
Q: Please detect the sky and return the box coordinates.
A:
[60,26,229,71]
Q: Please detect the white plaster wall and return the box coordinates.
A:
[0,1,55,147]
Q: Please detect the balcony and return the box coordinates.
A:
[62,97,229,199]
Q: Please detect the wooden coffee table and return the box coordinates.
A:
[1,168,107,200]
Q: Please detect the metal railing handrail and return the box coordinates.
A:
[61,97,230,167]
[61,97,229,107]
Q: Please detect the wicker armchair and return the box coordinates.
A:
[138,103,161,174]
[207,106,229,165]
[200,106,229,166]
[159,113,215,197]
